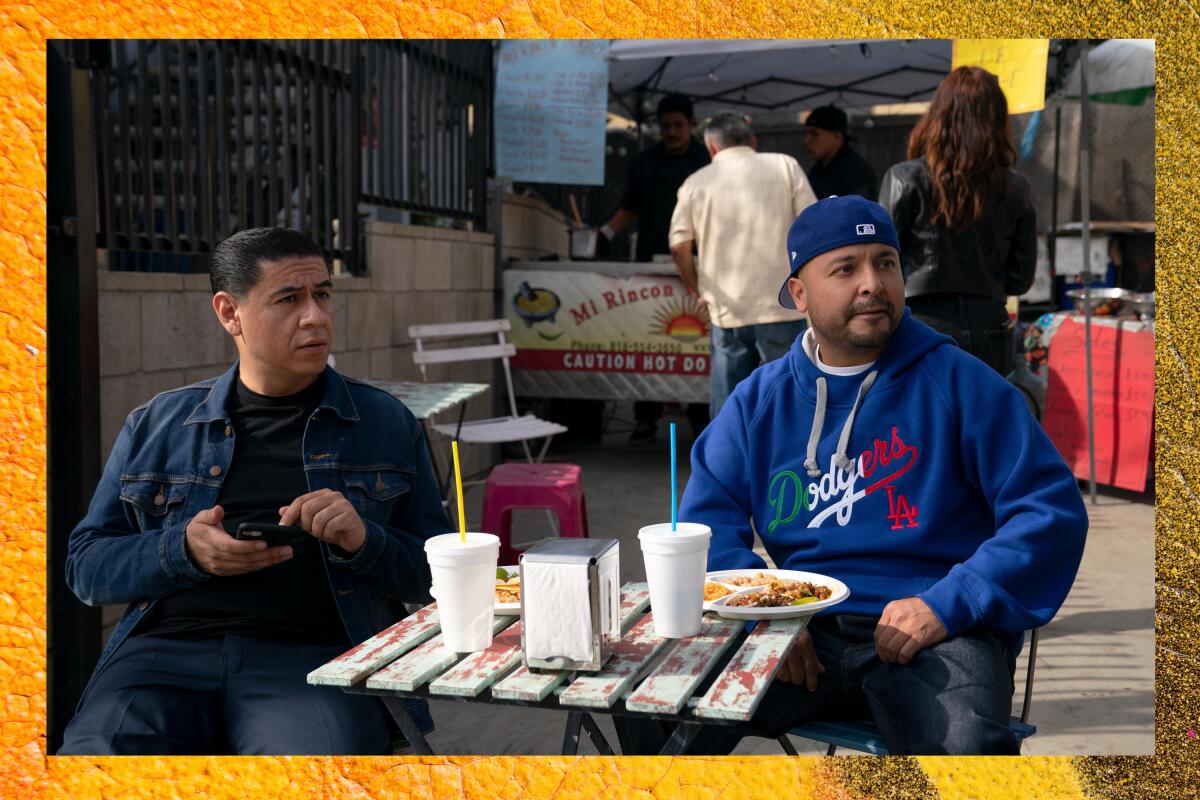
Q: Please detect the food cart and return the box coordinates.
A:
[503,260,710,403]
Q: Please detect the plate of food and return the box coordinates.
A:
[702,569,794,610]
[495,565,522,614]
[704,570,849,620]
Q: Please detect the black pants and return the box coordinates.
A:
[907,294,1014,378]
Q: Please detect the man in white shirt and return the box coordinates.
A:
[669,112,818,415]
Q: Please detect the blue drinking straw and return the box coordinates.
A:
[670,422,677,531]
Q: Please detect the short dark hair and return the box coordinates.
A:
[657,93,695,121]
[209,228,327,296]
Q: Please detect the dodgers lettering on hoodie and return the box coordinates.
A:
[681,309,1088,643]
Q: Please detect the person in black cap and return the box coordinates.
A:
[601,93,711,445]
[803,105,878,200]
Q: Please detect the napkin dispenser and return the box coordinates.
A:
[520,538,620,672]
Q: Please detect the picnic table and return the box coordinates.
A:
[308,582,807,755]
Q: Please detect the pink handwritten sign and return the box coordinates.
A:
[1042,319,1154,492]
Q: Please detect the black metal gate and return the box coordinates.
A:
[90,40,493,275]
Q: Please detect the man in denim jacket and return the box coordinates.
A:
[59,228,450,755]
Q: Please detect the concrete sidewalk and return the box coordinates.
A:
[421,404,1154,756]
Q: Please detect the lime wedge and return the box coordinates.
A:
[496,567,510,580]
[789,597,818,606]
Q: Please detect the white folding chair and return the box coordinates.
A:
[408,319,567,465]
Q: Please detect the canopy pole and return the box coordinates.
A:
[1050,104,1061,273]
[1079,41,1098,506]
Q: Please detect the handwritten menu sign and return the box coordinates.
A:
[952,39,1049,113]
[1042,319,1155,492]
[494,40,609,185]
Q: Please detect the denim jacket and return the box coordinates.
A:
[66,362,450,719]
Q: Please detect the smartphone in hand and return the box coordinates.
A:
[235,522,308,547]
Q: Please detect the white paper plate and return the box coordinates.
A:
[704,569,849,620]
[701,568,788,611]
[495,565,521,614]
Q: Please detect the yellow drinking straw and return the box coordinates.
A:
[451,440,467,542]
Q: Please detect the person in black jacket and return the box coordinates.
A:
[803,105,877,200]
[878,66,1037,378]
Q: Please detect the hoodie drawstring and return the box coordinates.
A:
[804,377,828,478]
[806,370,879,478]
[833,371,878,471]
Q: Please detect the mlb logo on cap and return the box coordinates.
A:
[856,224,876,235]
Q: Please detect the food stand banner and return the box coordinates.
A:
[506,268,711,371]
[494,41,609,185]
[1042,318,1155,492]
[503,266,712,402]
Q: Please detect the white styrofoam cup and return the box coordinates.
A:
[425,532,500,653]
[637,522,711,638]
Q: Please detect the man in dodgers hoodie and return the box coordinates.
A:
[619,195,1087,755]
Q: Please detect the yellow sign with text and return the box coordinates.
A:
[952,39,1050,113]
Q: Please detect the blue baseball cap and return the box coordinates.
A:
[778,195,901,309]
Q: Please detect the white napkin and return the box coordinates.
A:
[523,561,593,663]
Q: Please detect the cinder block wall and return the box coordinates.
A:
[500,192,570,262]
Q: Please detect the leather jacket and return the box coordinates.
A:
[879,159,1037,303]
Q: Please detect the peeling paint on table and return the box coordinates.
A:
[693,617,807,721]
[623,615,743,715]
[428,620,526,697]
[366,616,516,692]
[558,614,673,709]
[306,603,441,687]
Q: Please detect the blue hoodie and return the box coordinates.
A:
[682,309,1087,644]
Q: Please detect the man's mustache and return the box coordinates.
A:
[849,299,894,317]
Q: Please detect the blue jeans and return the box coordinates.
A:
[614,614,1019,755]
[57,634,409,755]
[710,320,807,417]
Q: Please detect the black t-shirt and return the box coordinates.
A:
[807,143,878,201]
[136,376,347,644]
[620,138,710,262]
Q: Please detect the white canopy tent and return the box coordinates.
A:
[607,39,954,121]
[1063,38,1154,103]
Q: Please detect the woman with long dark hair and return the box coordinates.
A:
[879,66,1037,377]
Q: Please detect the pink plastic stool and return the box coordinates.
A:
[480,463,589,565]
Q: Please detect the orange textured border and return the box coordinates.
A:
[5,4,1198,798]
